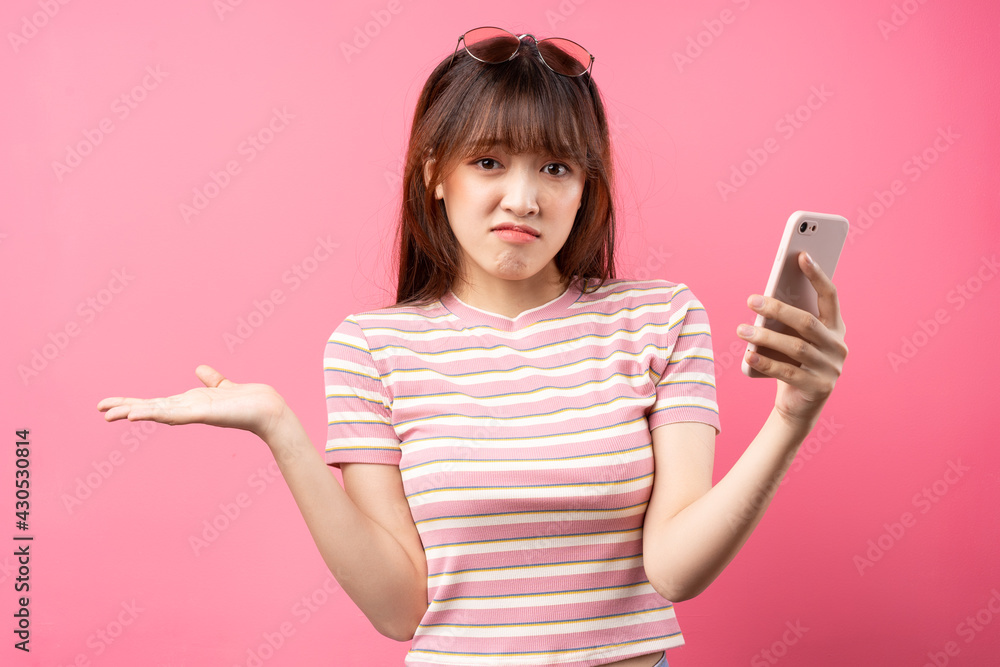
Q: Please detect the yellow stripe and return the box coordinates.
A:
[398,394,646,427]
[431,581,652,602]
[391,371,647,403]
[403,443,650,474]
[408,630,681,658]
[371,318,682,356]
[423,527,641,552]
[426,554,642,580]
[385,344,671,379]
[403,415,647,445]
[419,605,664,630]
[409,472,653,499]
[414,500,649,526]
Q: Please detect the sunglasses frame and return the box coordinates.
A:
[449,26,595,78]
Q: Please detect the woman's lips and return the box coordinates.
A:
[493,228,539,243]
[492,223,539,244]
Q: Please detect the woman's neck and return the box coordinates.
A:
[449,270,570,318]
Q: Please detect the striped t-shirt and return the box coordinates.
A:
[324,277,721,667]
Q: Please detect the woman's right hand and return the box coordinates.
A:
[97,365,288,440]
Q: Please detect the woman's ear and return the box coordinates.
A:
[424,159,444,200]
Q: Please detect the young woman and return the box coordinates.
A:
[99,27,847,667]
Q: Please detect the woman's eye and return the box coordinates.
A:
[476,158,500,170]
[544,163,570,176]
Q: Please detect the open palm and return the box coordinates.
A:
[97,365,286,439]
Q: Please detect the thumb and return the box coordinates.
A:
[195,364,229,388]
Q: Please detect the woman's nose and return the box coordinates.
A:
[500,170,540,217]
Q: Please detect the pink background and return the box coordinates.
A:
[3,0,999,665]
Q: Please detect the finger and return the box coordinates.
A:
[101,399,159,422]
[737,323,833,373]
[744,347,838,400]
[98,396,148,416]
[746,292,834,350]
[97,397,126,412]
[743,347,816,387]
[102,404,132,421]
[799,252,844,331]
[123,396,188,424]
[195,364,229,388]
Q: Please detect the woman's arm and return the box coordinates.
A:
[262,408,427,640]
[98,365,428,640]
[643,252,848,601]
[642,414,808,601]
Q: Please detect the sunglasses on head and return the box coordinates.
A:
[449,26,595,78]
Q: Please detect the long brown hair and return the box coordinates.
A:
[394,37,616,305]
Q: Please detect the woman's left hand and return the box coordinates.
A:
[737,251,848,431]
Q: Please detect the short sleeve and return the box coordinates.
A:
[647,285,722,434]
[323,317,401,467]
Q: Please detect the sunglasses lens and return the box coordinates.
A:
[463,27,520,63]
[538,38,592,76]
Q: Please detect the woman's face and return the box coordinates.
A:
[432,147,585,293]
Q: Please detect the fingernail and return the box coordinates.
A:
[804,252,814,266]
[738,324,754,337]
[750,295,764,308]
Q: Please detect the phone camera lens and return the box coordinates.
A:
[798,221,808,233]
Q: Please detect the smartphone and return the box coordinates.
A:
[742,210,849,378]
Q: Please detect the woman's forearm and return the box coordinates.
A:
[260,405,427,640]
[644,407,813,601]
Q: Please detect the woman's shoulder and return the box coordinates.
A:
[571,278,711,338]
[329,298,450,337]
[350,298,446,319]
[577,276,703,307]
